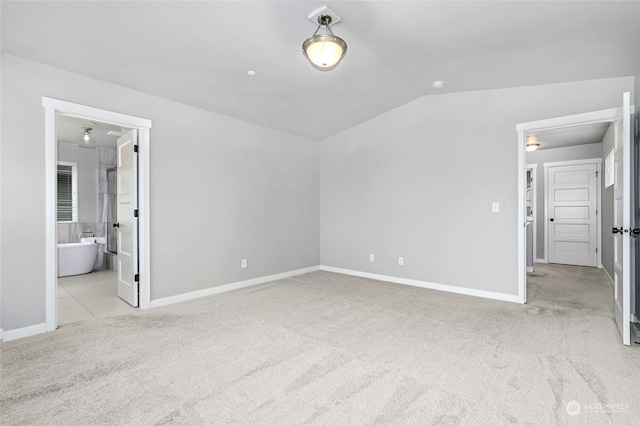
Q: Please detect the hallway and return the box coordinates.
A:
[527,263,614,319]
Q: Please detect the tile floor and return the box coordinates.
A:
[57,270,135,325]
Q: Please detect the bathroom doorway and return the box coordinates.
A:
[44,98,152,332]
[55,115,135,325]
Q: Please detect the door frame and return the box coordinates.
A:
[633,110,640,324]
[526,163,537,270]
[43,97,152,332]
[542,158,602,268]
[516,107,628,303]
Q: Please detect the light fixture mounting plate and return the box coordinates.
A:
[308,6,341,26]
[318,15,332,26]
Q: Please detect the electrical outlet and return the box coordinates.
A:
[369,254,375,262]
[241,259,247,269]
[398,257,404,266]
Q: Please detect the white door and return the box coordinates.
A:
[116,129,139,307]
[547,162,598,267]
[613,92,631,346]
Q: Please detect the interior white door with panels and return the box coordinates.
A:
[116,129,139,307]
[546,161,599,267]
[612,92,632,346]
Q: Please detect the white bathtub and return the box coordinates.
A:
[57,242,99,277]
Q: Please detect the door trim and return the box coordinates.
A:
[515,106,633,304]
[543,158,602,268]
[42,97,152,332]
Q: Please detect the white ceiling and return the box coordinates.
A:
[528,121,611,151]
[3,1,639,141]
[57,115,123,149]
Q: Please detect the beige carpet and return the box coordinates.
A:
[2,265,639,425]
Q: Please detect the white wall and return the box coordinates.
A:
[0,54,320,331]
[526,143,603,261]
[320,77,633,296]
[57,142,98,223]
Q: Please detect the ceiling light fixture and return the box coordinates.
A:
[78,127,96,149]
[432,81,445,89]
[302,14,347,71]
[526,136,540,152]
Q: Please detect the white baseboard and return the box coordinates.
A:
[319,265,520,304]
[150,265,320,308]
[1,323,47,342]
[534,258,547,264]
[526,266,534,273]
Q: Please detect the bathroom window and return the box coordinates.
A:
[605,148,614,188]
[57,161,78,222]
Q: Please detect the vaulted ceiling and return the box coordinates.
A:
[2,1,640,141]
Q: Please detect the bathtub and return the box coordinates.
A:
[57,241,99,277]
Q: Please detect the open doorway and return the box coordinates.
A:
[516,107,622,304]
[516,94,635,346]
[55,115,135,325]
[43,98,152,332]
[526,123,607,269]
[522,125,607,324]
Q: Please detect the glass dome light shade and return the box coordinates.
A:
[303,33,347,71]
[526,143,540,152]
[78,128,96,149]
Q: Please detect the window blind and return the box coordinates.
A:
[605,148,614,188]
[57,164,78,222]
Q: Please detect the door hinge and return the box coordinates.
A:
[134,209,139,218]
[596,248,598,253]
[134,145,139,153]
[596,209,598,215]
[595,171,599,177]
[134,274,139,282]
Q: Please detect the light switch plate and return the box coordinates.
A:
[492,202,500,213]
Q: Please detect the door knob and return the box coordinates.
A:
[549,218,554,222]
[630,228,640,236]
[113,223,120,228]
[612,227,623,234]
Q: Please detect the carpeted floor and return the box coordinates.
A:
[1,265,639,425]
